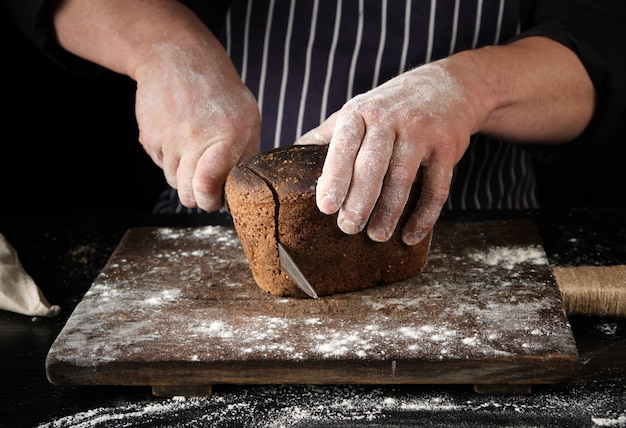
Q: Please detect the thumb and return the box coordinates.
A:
[294,113,338,145]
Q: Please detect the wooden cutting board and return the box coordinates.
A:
[46,219,579,396]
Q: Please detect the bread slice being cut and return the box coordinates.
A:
[224,144,432,298]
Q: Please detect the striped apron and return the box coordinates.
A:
[155,0,538,213]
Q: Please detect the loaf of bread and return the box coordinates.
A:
[224,144,432,298]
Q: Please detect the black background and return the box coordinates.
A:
[1,7,165,216]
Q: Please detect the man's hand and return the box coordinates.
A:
[297,62,474,245]
[134,43,260,212]
[297,37,594,245]
[54,0,261,212]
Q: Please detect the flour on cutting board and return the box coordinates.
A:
[40,222,602,427]
[51,225,572,366]
[179,291,560,360]
[154,226,242,266]
[470,245,548,269]
[46,220,579,405]
[156,226,240,244]
[58,286,563,364]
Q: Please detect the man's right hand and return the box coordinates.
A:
[54,0,261,212]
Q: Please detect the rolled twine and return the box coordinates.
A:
[553,265,626,318]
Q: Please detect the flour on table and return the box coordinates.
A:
[34,383,626,428]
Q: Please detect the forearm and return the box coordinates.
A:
[53,0,260,213]
[53,0,227,80]
[443,36,596,145]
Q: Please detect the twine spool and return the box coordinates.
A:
[553,265,626,317]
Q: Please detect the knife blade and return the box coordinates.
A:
[224,189,317,298]
[277,242,319,299]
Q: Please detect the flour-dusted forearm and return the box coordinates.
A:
[49,0,260,212]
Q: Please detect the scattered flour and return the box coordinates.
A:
[145,288,181,306]
[52,227,573,368]
[156,226,240,247]
[596,322,620,336]
[592,415,626,427]
[470,245,548,270]
[34,384,626,428]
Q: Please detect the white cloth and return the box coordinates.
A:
[0,233,61,317]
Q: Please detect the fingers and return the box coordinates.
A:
[336,124,395,235]
[193,140,260,211]
[176,137,260,212]
[317,108,455,244]
[311,64,468,244]
[154,125,260,212]
[147,116,260,213]
[366,140,421,242]
[175,151,198,208]
[401,164,452,245]
[315,110,365,215]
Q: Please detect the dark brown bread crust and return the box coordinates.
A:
[224,145,432,298]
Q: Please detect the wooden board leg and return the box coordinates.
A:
[152,385,213,397]
[474,384,532,395]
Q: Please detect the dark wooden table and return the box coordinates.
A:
[1,209,625,427]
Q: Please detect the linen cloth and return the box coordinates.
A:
[0,233,60,317]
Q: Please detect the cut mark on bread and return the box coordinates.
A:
[239,165,283,250]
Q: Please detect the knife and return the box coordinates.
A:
[277,242,319,299]
[224,191,318,299]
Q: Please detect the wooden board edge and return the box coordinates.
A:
[45,353,580,389]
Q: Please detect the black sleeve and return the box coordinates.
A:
[1,0,101,74]
[515,0,626,164]
[0,0,230,75]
